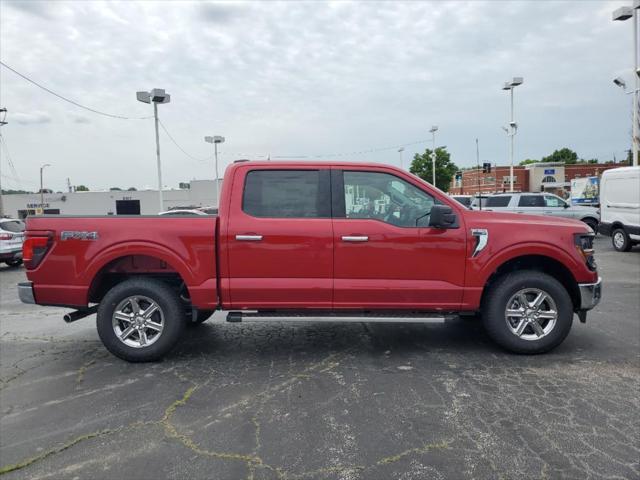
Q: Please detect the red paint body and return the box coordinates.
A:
[23,162,598,312]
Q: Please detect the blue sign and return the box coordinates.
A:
[544,169,555,175]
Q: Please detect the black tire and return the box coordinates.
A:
[612,228,632,252]
[97,277,185,362]
[5,259,23,267]
[482,271,573,354]
[582,218,598,235]
[188,309,215,325]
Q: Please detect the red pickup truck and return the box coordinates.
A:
[19,161,601,361]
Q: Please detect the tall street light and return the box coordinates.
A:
[205,135,225,204]
[613,1,640,167]
[136,89,171,212]
[39,163,51,212]
[429,126,438,187]
[398,147,404,170]
[502,77,523,192]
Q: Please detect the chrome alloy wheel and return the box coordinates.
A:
[112,295,164,348]
[504,288,558,341]
[613,231,625,250]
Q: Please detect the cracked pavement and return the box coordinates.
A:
[1,236,638,479]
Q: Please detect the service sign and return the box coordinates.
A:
[544,169,555,175]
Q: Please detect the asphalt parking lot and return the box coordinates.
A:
[1,236,638,480]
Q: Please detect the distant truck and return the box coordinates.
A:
[19,161,601,361]
[598,166,640,252]
[570,177,599,207]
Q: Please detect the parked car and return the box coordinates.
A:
[451,195,473,208]
[158,209,207,216]
[598,166,640,252]
[470,195,490,210]
[482,193,600,232]
[0,218,25,267]
[19,161,601,361]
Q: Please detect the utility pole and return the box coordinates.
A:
[0,107,6,218]
[136,89,171,212]
[502,77,524,191]
[429,126,438,187]
[612,3,639,166]
[39,164,51,213]
[398,147,404,170]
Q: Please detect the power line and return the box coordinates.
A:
[0,133,19,178]
[0,61,152,120]
[158,119,211,163]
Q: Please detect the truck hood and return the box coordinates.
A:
[463,210,591,233]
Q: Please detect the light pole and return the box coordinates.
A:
[612,2,639,167]
[136,89,171,212]
[502,77,523,192]
[429,126,438,187]
[205,135,225,204]
[39,163,51,213]
[398,147,404,169]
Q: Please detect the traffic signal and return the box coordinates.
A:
[482,163,492,173]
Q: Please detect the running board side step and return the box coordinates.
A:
[226,311,451,323]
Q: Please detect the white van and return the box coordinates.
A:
[599,166,640,251]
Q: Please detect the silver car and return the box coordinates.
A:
[483,193,600,232]
[0,218,25,267]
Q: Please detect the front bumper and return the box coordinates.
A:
[578,276,602,310]
[18,281,35,304]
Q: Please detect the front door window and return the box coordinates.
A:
[343,171,435,227]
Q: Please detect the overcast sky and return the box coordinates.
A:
[0,0,635,192]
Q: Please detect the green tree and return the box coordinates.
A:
[541,148,579,164]
[75,185,89,191]
[127,187,137,191]
[519,158,538,166]
[409,147,458,192]
[109,187,122,191]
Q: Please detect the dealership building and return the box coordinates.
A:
[448,162,626,197]
[0,179,221,219]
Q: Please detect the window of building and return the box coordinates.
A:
[242,170,330,218]
[542,175,556,183]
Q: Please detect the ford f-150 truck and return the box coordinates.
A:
[18,161,602,362]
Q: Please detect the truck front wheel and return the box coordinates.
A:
[482,271,573,354]
[97,278,186,362]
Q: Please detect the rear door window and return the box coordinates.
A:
[242,170,330,218]
[518,195,545,207]
[485,196,512,207]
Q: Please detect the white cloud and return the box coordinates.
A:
[0,0,633,192]
[12,111,52,125]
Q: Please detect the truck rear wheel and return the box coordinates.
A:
[97,278,185,362]
[482,271,573,354]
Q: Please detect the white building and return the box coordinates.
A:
[1,179,222,219]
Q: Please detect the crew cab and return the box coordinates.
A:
[18,161,602,362]
[481,192,600,232]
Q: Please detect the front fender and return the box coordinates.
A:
[468,241,584,288]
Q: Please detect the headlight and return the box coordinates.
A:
[574,233,596,271]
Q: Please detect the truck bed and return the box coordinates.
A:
[23,215,218,309]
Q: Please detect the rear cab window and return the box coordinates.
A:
[242,169,331,218]
[485,196,512,207]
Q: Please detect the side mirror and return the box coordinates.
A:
[563,203,569,209]
[428,205,459,229]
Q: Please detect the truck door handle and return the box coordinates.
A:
[342,236,369,242]
[236,235,263,241]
